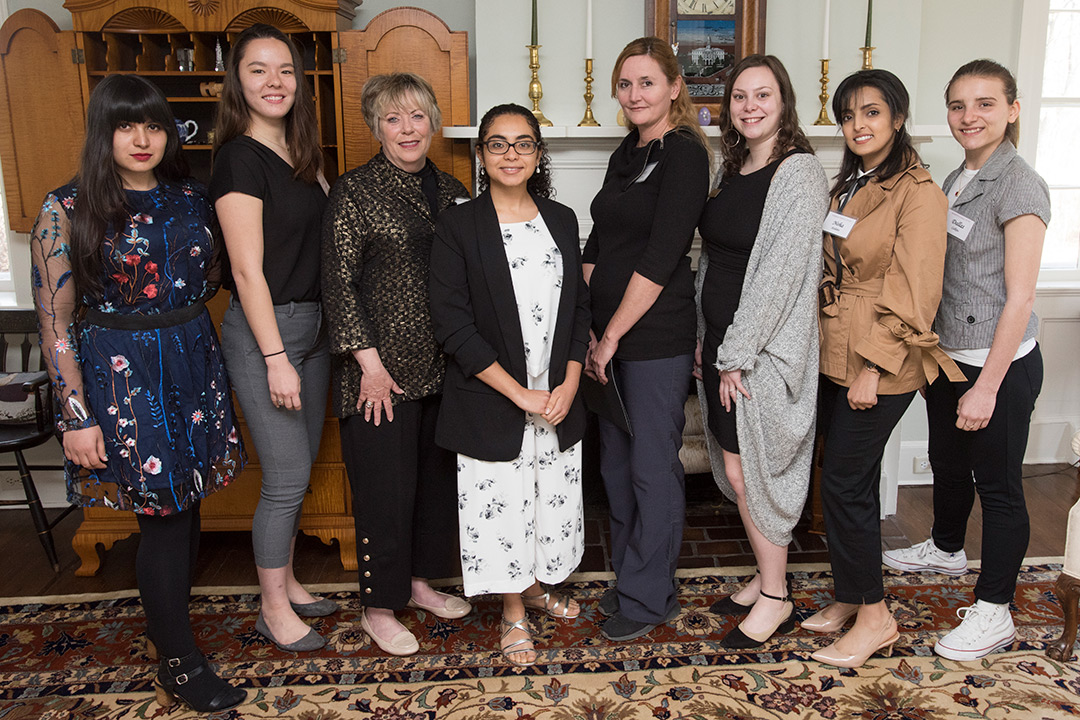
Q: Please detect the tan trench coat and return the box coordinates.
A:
[819,161,963,394]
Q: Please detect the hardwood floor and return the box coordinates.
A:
[0,463,1075,599]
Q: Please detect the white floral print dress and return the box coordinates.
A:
[457,214,584,596]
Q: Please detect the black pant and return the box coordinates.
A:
[136,504,202,658]
[340,394,458,609]
[819,377,914,604]
[926,346,1043,603]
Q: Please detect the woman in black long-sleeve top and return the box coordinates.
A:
[584,37,710,642]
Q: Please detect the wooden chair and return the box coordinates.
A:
[1047,430,1080,661]
[0,308,73,572]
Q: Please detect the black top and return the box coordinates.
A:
[699,148,803,355]
[209,136,327,304]
[582,128,710,360]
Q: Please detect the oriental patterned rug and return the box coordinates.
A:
[2,562,1079,719]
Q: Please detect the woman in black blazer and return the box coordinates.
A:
[430,104,590,667]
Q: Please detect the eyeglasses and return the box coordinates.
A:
[481,139,538,155]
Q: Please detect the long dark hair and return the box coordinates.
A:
[71,74,188,301]
[831,69,919,197]
[718,54,813,180]
[213,24,322,183]
[946,59,1020,147]
[476,103,554,199]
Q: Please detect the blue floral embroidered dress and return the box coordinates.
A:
[30,180,244,515]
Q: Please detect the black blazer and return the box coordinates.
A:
[430,191,591,462]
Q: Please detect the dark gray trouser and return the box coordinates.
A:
[221,298,329,569]
[599,353,693,623]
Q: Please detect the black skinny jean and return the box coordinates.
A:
[926,346,1043,604]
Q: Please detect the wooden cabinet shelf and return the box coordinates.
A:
[0,1,473,575]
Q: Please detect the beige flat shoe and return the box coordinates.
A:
[407,591,472,620]
[361,609,419,656]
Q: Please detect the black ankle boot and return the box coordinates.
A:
[154,650,247,712]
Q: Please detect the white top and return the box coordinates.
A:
[947,168,979,209]
[501,214,563,377]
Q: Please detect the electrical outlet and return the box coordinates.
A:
[912,455,932,474]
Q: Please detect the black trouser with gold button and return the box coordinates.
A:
[340,394,458,609]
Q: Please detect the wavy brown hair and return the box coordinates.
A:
[717,54,813,180]
[71,75,189,302]
[946,59,1020,147]
[212,24,322,183]
[611,37,708,152]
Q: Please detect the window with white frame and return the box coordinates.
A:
[1033,0,1080,273]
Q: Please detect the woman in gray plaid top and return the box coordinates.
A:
[882,59,1051,662]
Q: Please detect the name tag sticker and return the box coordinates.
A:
[947,210,975,241]
[824,211,856,239]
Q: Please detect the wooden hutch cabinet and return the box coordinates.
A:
[0,0,471,575]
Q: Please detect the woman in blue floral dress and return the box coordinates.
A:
[30,75,246,713]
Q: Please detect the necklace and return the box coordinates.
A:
[249,130,289,154]
[952,169,977,199]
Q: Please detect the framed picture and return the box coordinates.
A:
[646,0,766,120]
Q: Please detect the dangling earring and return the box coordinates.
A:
[722,128,742,149]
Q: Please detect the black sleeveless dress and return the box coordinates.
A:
[699,149,804,453]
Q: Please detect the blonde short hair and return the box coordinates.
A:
[361,73,442,141]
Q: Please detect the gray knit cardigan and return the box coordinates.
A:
[694,152,829,546]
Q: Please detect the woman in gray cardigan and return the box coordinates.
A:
[694,55,828,648]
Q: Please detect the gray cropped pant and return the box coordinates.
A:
[221,298,330,569]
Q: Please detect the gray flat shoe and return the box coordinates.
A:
[290,598,340,618]
[254,613,326,652]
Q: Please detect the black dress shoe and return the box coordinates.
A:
[601,604,680,642]
[598,587,619,617]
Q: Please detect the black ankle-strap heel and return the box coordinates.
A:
[718,589,796,650]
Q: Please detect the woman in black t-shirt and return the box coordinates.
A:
[583,37,710,643]
[210,24,333,653]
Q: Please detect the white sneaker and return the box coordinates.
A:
[934,600,1016,661]
[882,538,967,576]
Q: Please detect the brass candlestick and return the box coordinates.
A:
[860,46,875,70]
[527,45,553,127]
[578,58,600,127]
[814,59,834,125]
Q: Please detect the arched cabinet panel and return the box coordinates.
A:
[0,10,85,233]
[337,7,471,188]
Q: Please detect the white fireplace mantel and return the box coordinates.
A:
[442,124,951,243]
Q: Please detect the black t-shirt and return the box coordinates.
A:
[582,128,710,360]
[209,136,327,304]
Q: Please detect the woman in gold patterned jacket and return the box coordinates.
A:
[321,72,471,657]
